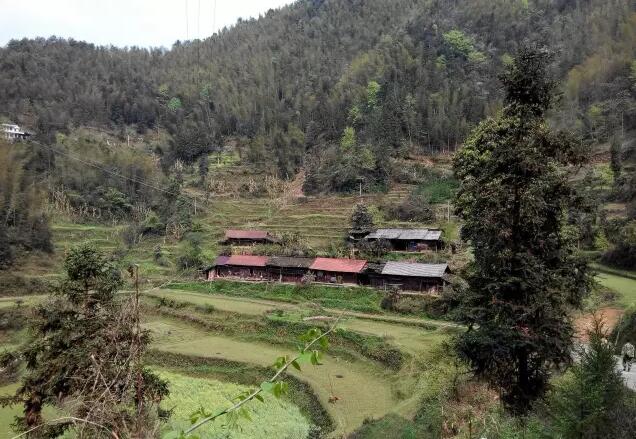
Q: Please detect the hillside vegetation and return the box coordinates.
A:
[1,1,634,187]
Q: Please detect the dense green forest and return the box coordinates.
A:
[0,0,635,265]
[1,0,634,186]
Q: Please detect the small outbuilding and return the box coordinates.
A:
[206,255,270,280]
[220,229,279,246]
[365,228,443,251]
[371,261,450,292]
[266,256,315,283]
[309,257,368,285]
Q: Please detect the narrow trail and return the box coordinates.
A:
[146,317,401,438]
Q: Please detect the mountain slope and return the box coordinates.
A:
[0,0,634,186]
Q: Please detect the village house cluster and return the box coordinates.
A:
[204,229,451,293]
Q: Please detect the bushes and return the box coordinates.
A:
[382,190,436,222]
[0,273,56,297]
[176,232,205,271]
[600,219,636,270]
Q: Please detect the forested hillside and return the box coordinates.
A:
[1,0,635,192]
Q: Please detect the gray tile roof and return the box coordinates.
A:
[366,228,442,241]
[366,228,403,239]
[381,262,448,278]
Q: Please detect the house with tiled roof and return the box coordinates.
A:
[205,255,270,280]
[266,256,316,283]
[309,257,368,285]
[368,261,450,292]
[364,228,443,251]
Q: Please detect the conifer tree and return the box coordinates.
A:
[452,47,592,414]
[3,245,168,437]
[350,203,374,233]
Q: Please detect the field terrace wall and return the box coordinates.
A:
[206,255,270,280]
[365,228,443,251]
[220,229,279,246]
[368,262,450,293]
[267,256,315,283]
[309,258,368,285]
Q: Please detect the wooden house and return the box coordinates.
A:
[206,255,270,280]
[369,261,449,292]
[364,228,443,251]
[309,257,368,285]
[220,230,279,246]
[266,256,315,283]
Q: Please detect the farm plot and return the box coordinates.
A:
[147,315,401,437]
[157,370,311,439]
[145,289,452,354]
[596,271,636,307]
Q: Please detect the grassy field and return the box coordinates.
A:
[166,280,386,313]
[596,271,636,307]
[147,315,404,437]
[157,370,311,439]
[0,382,21,439]
[146,289,452,352]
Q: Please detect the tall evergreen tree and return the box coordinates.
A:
[610,136,622,183]
[350,203,375,233]
[2,245,168,437]
[452,47,592,414]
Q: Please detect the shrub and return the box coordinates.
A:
[601,220,636,270]
[383,190,436,222]
[544,317,636,438]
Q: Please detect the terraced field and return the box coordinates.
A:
[596,271,636,307]
[146,315,403,437]
[157,370,311,439]
[190,185,449,249]
[141,287,455,437]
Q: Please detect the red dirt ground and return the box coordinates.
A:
[574,307,624,342]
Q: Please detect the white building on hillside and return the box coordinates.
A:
[2,123,31,141]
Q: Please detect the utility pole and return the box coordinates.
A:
[130,264,143,425]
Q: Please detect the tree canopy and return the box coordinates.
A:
[452,47,593,414]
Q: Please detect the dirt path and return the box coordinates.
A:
[574,307,624,342]
[146,317,400,438]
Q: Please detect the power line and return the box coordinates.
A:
[185,0,189,41]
